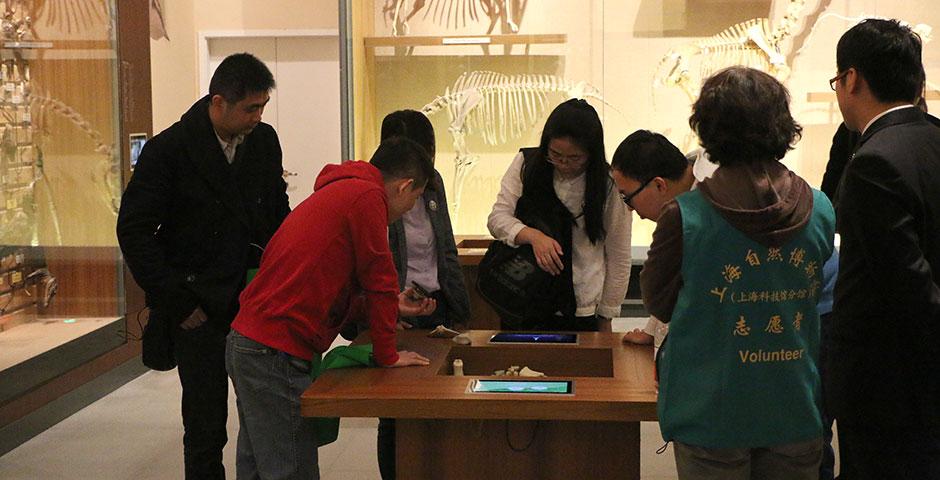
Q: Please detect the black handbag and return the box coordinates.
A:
[141,309,177,371]
[477,240,566,328]
[477,148,577,328]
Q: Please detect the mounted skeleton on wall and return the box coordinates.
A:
[33,0,108,35]
[383,0,527,36]
[654,0,811,103]
[655,0,936,103]
[420,71,605,214]
[0,0,117,245]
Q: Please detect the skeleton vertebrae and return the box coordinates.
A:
[422,71,601,214]
[384,0,522,36]
[31,91,112,157]
[422,71,598,147]
[654,0,808,103]
[655,18,789,102]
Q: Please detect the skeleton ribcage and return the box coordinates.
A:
[423,71,595,146]
[697,18,777,80]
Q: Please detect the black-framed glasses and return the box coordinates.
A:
[829,70,849,91]
[619,178,653,209]
[547,148,588,165]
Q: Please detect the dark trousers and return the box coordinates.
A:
[174,320,230,480]
[818,312,835,480]
[377,295,448,480]
[377,417,396,480]
[837,422,940,480]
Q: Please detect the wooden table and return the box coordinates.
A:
[302,330,658,479]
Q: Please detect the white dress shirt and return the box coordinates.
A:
[487,152,632,318]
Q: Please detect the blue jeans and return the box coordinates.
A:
[225,330,320,479]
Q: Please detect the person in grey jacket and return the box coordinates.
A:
[377,109,471,479]
[383,109,470,328]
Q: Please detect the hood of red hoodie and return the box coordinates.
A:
[314,160,385,192]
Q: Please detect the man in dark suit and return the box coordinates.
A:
[117,53,289,479]
[830,19,940,479]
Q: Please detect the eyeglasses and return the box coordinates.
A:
[619,177,653,209]
[829,70,849,91]
[547,148,588,165]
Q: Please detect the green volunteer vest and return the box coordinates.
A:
[658,188,835,448]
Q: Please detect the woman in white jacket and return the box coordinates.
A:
[487,99,631,332]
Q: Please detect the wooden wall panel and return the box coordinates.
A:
[41,246,120,317]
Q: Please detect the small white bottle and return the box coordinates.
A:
[453,359,464,376]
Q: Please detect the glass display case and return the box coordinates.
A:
[346,0,940,244]
[0,0,135,416]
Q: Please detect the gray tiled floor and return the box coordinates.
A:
[0,318,836,479]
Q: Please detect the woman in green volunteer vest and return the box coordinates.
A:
[641,67,836,479]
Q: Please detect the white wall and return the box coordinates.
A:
[150,0,338,132]
[204,35,341,206]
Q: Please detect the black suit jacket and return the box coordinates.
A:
[821,123,860,204]
[830,107,940,428]
[822,114,940,205]
[117,96,290,323]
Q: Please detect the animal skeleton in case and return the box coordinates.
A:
[383,0,527,36]
[0,1,117,246]
[654,0,809,102]
[33,0,109,34]
[421,71,604,213]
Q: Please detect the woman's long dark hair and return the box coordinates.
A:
[522,99,609,244]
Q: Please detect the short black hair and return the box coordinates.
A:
[208,53,275,104]
[611,130,687,181]
[380,110,436,159]
[369,136,434,188]
[837,19,923,104]
[529,98,608,243]
[689,67,802,166]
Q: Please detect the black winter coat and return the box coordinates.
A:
[117,96,290,323]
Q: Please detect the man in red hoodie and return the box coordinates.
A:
[225,137,436,479]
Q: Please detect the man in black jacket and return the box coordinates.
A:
[830,19,940,479]
[117,53,289,479]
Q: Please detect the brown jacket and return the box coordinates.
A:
[641,160,814,322]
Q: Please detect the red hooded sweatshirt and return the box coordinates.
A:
[231,161,400,366]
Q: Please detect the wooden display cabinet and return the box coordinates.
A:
[302,329,658,479]
[0,0,151,431]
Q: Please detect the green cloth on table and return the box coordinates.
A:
[309,344,375,446]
